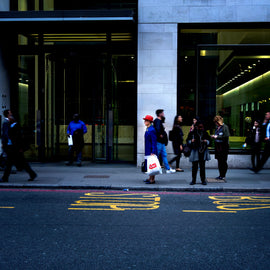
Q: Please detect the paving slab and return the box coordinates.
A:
[0,162,269,192]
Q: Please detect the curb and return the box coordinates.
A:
[0,184,269,193]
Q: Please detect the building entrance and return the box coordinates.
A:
[18,50,136,163]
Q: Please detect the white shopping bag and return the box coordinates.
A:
[68,135,73,146]
[146,155,162,176]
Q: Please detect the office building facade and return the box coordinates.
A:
[0,0,270,167]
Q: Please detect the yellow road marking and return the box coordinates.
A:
[69,192,160,211]
[183,196,270,213]
[182,210,236,213]
[0,206,14,209]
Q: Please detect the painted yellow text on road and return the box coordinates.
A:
[210,196,270,211]
[69,192,160,211]
[183,196,270,213]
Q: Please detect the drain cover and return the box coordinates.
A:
[84,175,110,179]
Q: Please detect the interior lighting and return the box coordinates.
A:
[222,70,270,96]
[248,66,252,69]
[200,50,206,57]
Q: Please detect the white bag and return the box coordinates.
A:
[146,155,162,176]
[68,135,73,146]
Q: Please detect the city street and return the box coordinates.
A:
[0,189,269,269]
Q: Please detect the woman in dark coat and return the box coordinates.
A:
[143,115,158,184]
[246,120,262,170]
[212,115,230,180]
[187,122,211,185]
[169,115,184,172]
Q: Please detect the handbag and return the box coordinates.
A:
[141,160,146,173]
[146,155,162,176]
[182,144,191,157]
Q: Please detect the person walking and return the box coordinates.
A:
[0,116,37,182]
[255,112,270,172]
[212,115,230,180]
[169,115,184,172]
[66,114,87,167]
[143,115,158,184]
[154,109,175,174]
[187,122,211,185]
[246,120,262,171]
[1,110,12,169]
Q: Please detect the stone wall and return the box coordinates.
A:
[137,0,270,166]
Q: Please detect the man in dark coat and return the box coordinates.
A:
[0,116,37,182]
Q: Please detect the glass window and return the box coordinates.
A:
[11,0,137,11]
[178,27,270,149]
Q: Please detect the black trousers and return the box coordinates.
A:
[169,154,181,168]
[251,142,261,169]
[217,155,228,178]
[259,141,270,170]
[192,154,206,183]
[2,147,36,181]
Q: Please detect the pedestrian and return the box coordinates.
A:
[190,116,200,132]
[66,114,87,167]
[169,115,184,172]
[245,120,262,171]
[1,110,12,166]
[187,122,211,185]
[0,116,37,182]
[255,112,270,172]
[143,115,158,184]
[211,115,230,180]
[154,109,175,174]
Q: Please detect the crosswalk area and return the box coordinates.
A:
[68,192,160,211]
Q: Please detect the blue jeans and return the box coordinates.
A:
[157,142,170,170]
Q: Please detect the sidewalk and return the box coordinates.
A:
[0,162,270,192]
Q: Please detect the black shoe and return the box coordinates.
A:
[215,176,221,180]
[65,162,72,166]
[0,178,8,183]
[28,173,37,181]
[202,181,207,185]
[190,181,196,185]
[76,162,82,167]
[249,167,259,173]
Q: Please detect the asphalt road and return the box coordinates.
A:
[0,189,269,270]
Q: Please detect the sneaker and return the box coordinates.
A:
[166,168,176,174]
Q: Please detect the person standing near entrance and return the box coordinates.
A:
[154,109,175,174]
[66,114,87,167]
[143,115,158,184]
[212,115,230,180]
[246,120,262,171]
[169,115,184,172]
[0,116,37,182]
[187,122,211,185]
[255,112,270,172]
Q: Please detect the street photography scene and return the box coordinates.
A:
[0,0,270,269]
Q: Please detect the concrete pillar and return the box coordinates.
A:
[137,23,178,165]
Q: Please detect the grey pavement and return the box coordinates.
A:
[0,162,270,192]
